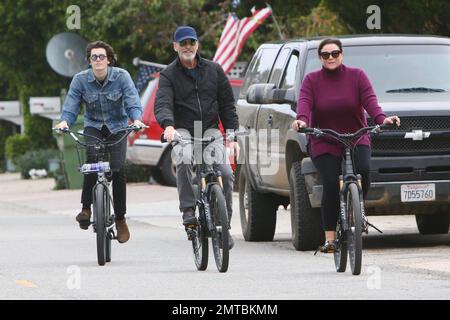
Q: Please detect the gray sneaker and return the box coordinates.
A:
[228,232,234,250]
[182,208,198,227]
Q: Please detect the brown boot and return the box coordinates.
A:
[116,219,130,243]
[76,208,91,230]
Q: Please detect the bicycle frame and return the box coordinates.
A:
[53,125,147,265]
[338,148,364,233]
[299,124,393,275]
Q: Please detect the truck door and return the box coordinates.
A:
[237,45,280,186]
[256,44,300,190]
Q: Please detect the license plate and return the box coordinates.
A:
[401,184,435,202]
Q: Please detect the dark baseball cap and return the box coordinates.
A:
[173,26,198,42]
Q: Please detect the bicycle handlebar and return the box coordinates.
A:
[297,123,398,148]
[160,130,249,145]
[52,124,149,148]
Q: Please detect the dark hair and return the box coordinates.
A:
[318,38,343,55]
[86,41,117,66]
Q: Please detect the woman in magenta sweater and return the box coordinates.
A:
[291,38,400,253]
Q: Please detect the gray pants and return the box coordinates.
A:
[176,162,234,219]
[173,138,234,219]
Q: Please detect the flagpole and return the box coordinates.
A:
[133,57,167,69]
[266,3,285,40]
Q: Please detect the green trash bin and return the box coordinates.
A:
[53,116,84,189]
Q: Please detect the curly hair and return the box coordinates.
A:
[86,41,117,66]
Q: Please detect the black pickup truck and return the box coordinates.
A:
[236,35,450,250]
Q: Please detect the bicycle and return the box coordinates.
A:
[53,124,147,266]
[299,124,393,275]
[162,131,245,272]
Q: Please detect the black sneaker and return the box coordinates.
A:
[314,240,336,255]
[182,208,198,227]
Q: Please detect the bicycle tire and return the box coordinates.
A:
[94,184,107,266]
[334,217,347,273]
[105,191,112,263]
[209,184,229,272]
[192,218,209,271]
[347,183,362,275]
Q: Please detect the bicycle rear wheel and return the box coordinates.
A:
[209,184,229,272]
[334,217,347,273]
[94,184,107,266]
[347,183,362,275]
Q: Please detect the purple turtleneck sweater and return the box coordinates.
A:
[296,64,386,158]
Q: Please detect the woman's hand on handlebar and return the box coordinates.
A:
[382,115,401,127]
[291,120,307,132]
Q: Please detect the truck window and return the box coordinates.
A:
[240,48,279,99]
[280,52,299,90]
[268,48,290,86]
[304,45,450,98]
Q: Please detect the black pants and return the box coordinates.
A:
[81,126,127,219]
[311,145,371,231]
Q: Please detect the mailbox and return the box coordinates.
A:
[0,101,20,117]
[29,97,61,120]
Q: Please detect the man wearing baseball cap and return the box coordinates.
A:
[155,26,240,249]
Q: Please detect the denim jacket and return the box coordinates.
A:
[61,66,142,133]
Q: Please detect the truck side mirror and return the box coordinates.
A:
[246,84,296,105]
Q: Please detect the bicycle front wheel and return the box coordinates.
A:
[347,183,363,275]
[334,217,347,273]
[105,192,112,263]
[93,184,107,266]
[192,215,209,271]
[209,184,229,273]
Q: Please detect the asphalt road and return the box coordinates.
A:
[0,173,449,300]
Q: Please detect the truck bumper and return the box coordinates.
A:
[301,156,450,215]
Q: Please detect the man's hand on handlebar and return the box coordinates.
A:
[54,120,69,132]
[132,119,148,132]
[163,126,178,143]
[291,120,307,132]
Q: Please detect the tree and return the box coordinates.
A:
[324,0,450,36]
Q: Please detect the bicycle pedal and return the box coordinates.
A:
[185,227,196,240]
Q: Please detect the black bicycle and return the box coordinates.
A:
[299,124,392,275]
[163,131,245,272]
[54,124,147,266]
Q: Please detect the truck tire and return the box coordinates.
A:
[160,150,177,187]
[239,168,278,241]
[290,161,324,251]
[415,213,449,235]
[151,150,177,187]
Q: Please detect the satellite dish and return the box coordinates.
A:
[46,32,89,77]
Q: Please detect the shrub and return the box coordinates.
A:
[125,161,151,183]
[16,148,59,179]
[5,134,33,164]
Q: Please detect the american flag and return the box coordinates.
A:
[213,6,272,75]
[135,62,166,93]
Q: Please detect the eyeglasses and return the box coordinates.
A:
[319,50,341,60]
[179,39,197,47]
[90,54,107,61]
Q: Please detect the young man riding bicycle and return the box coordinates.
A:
[154,26,240,249]
[54,41,145,243]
